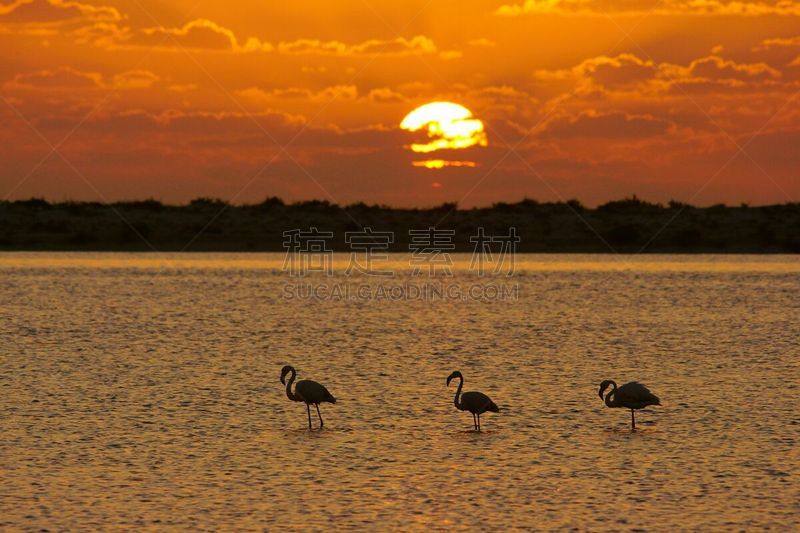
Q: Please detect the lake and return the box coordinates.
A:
[1,253,798,529]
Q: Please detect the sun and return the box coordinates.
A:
[400,101,487,168]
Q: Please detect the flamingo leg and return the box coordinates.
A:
[306,403,312,429]
[477,413,481,432]
[472,413,476,430]
[315,404,324,428]
[631,409,636,431]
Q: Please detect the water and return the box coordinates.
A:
[1,253,798,530]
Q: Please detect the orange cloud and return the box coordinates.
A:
[0,0,120,24]
[534,54,657,90]
[756,35,800,50]
[583,55,658,88]
[236,85,359,103]
[495,0,566,16]
[276,35,437,56]
[496,0,800,16]
[4,65,102,89]
[659,55,785,95]
[85,19,439,59]
[541,111,672,139]
[536,53,787,96]
[367,88,406,103]
[3,66,160,90]
[111,70,159,89]
[117,19,241,51]
[682,55,781,81]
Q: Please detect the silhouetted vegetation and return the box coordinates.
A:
[0,196,798,252]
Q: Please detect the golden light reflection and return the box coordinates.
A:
[0,253,795,273]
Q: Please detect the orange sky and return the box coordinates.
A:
[1,0,798,207]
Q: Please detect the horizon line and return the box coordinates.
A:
[4,195,798,211]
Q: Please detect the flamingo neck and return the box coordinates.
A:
[285,369,300,402]
[453,376,464,410]
[604,381,618,408]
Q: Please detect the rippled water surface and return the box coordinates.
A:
[1,253,798,530]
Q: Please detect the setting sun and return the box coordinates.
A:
[400,101,487,168]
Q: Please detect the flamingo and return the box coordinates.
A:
[598,380,660,430]
[280,365,336,429]
[446,371,500,431]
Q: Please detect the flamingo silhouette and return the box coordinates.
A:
[598,380,660,430]
[446,371,500,431]
[280,365,336,429]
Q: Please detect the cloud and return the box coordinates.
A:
[71,21,122,45]
[236,85,358,104]
[495,0,800,16]
[4,65,102,89]
[112,69,159,89]
[472,85,530,99]
[756,36,800,49]
[679,0,800,16]
[31,109,406,157]
[466,85,537,114]
[396,81,435,96]
[117,19,241,51]
[681,55,781,81]
[276,35,437,56]
[4,66,160,90]
[583,54,658,88]
[90,19,439,58]
[534,54,657,88]
[658,55,785,94]
[495,0,567,16]
[0,0,120,24]
[5,101,796,206]
[753,35,800,68]
[541,111,672,139]
[535,53,787,97]
[72,18,268,52]
[367,87,406,103]
[167,83,197,93]
[300,65,327,74]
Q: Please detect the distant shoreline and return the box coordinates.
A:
[2,197,798,253]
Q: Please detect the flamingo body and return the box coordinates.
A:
[280,365,336,429]
[447,371,500,431]
[295,379,337,405]
[599,379,660,430]
[460,391,500,415]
